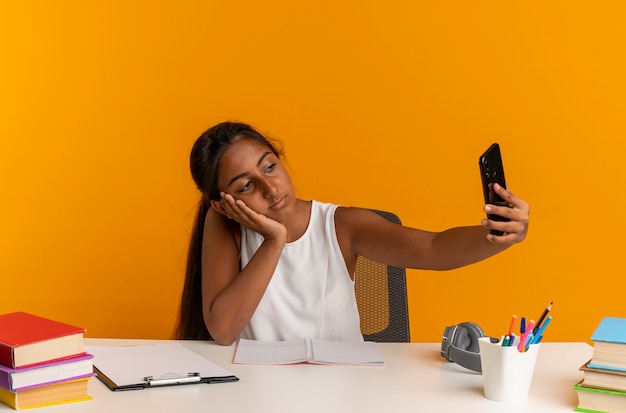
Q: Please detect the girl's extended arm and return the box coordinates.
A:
[337,184,529,271]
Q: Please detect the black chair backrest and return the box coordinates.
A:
[354,210,410,342]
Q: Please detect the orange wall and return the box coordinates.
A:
[1,1,624,343]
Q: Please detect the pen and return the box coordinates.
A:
[531,316,552,344]
[508,333,516,346]
[502,336,510,347]
[520,317,526,334]
[534,301,553,334]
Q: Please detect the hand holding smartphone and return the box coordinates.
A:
[479,143,510,236]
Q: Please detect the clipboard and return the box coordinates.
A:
[85,343,238,391]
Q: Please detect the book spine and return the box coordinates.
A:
[0,344,14,369]
[0,386,17,409]
[0,370,10,391]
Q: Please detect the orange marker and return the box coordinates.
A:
[507,315,518,336]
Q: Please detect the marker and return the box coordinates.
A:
[508,333,516,346]
[534,301,553,334]
[502,336,510,346]
[507,315,518,336]
[517,320,535,352]
[531,316,552,344]
[524,332,534,352]
[520,317,526,334]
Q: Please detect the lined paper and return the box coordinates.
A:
[233,339,309,364]
[311,340,384,365]
[233,338,384,366]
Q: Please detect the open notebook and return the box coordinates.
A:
[233,338,384,366]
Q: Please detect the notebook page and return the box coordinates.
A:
[310,340,384,365]
[233,338,309,364]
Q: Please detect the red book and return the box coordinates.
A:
[0,312,86,368]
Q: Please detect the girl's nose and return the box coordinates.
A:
[262,179,278,198]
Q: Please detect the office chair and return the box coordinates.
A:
[354,210,410,342]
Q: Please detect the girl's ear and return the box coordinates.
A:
[210,199,228,216]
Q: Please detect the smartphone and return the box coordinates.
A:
[479,143,510,235]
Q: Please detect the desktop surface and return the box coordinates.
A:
[0,339,592,413]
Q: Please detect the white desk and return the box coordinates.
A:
[0,339,592,413]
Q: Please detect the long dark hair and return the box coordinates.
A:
[174,122,282,339]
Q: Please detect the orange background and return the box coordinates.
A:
[1,1,624,343]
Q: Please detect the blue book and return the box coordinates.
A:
[588,317,626,372]
[591,317,626,344]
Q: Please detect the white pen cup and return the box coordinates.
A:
[478,336,540,402]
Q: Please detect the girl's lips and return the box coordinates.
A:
[269,195,287,210]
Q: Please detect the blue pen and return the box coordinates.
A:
[520,317,526,334]
[531,316,552,344]
[508,333,516,346]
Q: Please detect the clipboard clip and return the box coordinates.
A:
[144,372,201,386]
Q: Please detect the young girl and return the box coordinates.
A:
[176,122,530,345]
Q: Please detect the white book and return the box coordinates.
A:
[233,338,384,366]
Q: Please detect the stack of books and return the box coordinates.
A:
[0,312,94,410]
[574,316,626,413]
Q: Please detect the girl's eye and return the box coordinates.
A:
[265,163,276,173]
[238,181,253,193]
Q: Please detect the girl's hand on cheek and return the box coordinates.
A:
[220,192,287,243]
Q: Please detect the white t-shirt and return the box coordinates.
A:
[238,201,364,342]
